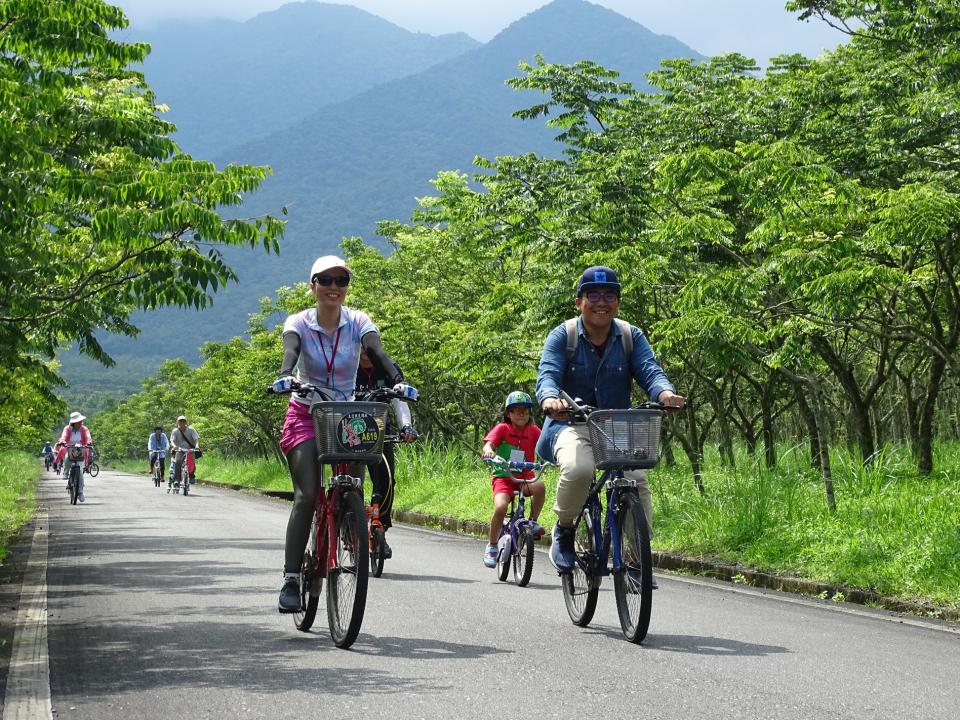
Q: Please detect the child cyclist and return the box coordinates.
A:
[480,391,545,568]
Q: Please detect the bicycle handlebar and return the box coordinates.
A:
[558,390,668,420]
[268,380,417,404]
[483,457,543,472]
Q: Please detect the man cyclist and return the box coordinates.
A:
[148,425,170,480]
[355,348,418,559]
[536,266,685,579]
[170,415,201,490]
[40,441,55,470]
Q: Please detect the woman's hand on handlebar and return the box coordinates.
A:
[271,375,298,394]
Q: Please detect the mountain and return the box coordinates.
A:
[59,0,702,389]
[132,2,479,156]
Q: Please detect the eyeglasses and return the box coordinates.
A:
[584,290,620,303]
[313,275,350,287]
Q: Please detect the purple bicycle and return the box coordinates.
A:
[483,458,548,586]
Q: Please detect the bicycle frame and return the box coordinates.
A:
[576,469,639,578]
[309,462,363,578]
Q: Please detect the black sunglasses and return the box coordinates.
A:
[312,275,350,287]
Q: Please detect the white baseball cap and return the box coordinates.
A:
[176,415,187,422]
[309,255,351,281]
[69,411,86,423]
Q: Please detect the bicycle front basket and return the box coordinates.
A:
[587,409,662,470]
[311,401,388,464]
[68,445,84,461]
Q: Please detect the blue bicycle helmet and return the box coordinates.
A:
[504,391,533,409]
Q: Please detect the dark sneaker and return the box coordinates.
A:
[382,539,392,560]
[189,474,196,484]
[652,576,659,590]
[278,577,301,614]
[549,524,576,574]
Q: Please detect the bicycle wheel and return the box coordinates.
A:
[561,508,599,626]
[496,532,511,582]
[294,513,321,632]
[88,463,99,477]
[513,529,535,587]
[613,493,653,643]
[69,466,79,505]
[370,525,385,578]
[326,490,369,648]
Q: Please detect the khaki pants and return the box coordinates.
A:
[553,424,653,537]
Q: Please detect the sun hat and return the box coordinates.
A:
[576,266,621,296]
[68,411,86,424]
[309,255,351,281]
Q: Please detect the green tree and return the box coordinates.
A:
[0,1,283,403]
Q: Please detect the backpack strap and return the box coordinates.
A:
[565,317,634,359]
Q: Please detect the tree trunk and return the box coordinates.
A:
[761,376,777,469]
[918,355,946,476]
[794,385,821,471]
[807,377,837,511]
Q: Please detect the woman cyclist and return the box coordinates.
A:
[271,255,416,614]
[55,411,93,502]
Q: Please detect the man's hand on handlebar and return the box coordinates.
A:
[400,425,418,442]
[541,396,571,420]
[657,390,686,409]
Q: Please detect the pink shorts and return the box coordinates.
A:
[280,399,315,456]
[491,476,534,497]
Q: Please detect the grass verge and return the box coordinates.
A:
[0,451,41,564]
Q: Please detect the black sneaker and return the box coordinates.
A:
[382,539,392,560]
[278,577,301,614]
[549,524,576,574]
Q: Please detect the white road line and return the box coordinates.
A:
[2,509,53,720]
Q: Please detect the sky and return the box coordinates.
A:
[111,0,848,64]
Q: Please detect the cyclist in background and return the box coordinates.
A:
[170,415,201,488]
[271,255,416,614]
[40,441,54,470]
[480,391,544,568]
[55,411,94,502]
[355,348,418,560]
[536,266,684,577]
[148,425,170,480]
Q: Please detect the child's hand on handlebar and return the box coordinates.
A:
[400,425,418,442]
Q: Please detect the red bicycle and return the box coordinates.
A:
[269,381,392,648]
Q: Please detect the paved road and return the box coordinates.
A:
[3,468,959,719]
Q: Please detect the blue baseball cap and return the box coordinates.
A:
[576,266,621,296]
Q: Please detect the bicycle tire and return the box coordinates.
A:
[88,463,99,477]
[370,526,386,578]
[496,533,511,582]
[513,530,535,587]
[561,507,599,626]
[613,493,653,643]
[294,513,321,632]
[69,466,79,505]
[326,490,369,648]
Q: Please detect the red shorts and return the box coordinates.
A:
[491,476,533,497]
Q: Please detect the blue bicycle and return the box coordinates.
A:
[558,391,667,643]
[483,458,547,586]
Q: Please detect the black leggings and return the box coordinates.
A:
[284,439,321,573]
[368,442,396,529]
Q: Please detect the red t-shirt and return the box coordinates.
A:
[483,422,541,479]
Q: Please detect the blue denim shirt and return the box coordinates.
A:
[535,317,675,463]
[148,432,170,459]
